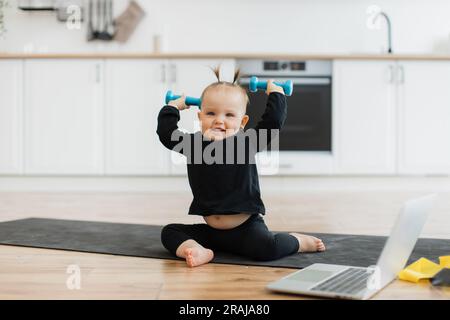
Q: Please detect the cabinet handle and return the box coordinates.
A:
[170,63,176,83]
[161,64,166,83]
[398,65,405,84]
[95,63,101,83]
[388,65,395,83]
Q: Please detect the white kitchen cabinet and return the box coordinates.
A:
[24,59,104,174]
[333,60,396,174]
[0,60,23,174]
[167,59,236,175]
[335,59,450,176]
[105,59,170,175]
[397,61,450,174]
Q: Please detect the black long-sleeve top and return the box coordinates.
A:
[156,92,287,216]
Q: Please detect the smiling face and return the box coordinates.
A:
[198,85,249,141]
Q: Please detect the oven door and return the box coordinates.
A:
[240,77,332,152]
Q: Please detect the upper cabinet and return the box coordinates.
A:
[0,60,23,174]
[24,59,104,174]
[397,61,450,175]
[333,60,396,174]
[105,59,170,175]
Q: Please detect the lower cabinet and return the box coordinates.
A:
[24,59,104,174]
[397,61,450,175]
[1,58,448,177]
[0,60,23,174]
[333,60,396,174]
[105,59,170,175]
[334,59,450,175]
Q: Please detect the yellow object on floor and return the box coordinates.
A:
[440,256,450,267]
[398,256,450,283]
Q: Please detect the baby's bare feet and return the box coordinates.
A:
[183,247,214,267]
[290,233,326,253]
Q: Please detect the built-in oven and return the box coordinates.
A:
[237,59,333,174]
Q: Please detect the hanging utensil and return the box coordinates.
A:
[87,0,95,40]
[106,0,115,38]
[96,0,101,38]
[97,0,113,40]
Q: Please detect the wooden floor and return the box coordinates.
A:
[0,191,449,300]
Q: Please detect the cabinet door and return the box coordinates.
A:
[105,59,170,175]
[333,60,396,174]
[398,61,450,174]
[24,59,103,174]
[167,59,236,174]
[0,60,23,174]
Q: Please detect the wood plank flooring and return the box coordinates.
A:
[0,191,449,299]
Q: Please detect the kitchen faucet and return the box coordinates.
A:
[375,11,392,54]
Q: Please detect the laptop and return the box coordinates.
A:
[266,194,436,300]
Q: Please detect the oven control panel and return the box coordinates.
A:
[237,59,332,77]
[263,61,306,71]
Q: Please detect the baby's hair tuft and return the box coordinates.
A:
[201,65,249,108]
[208,65,241,84]
[210,65,221,82]
[233,68,241,84]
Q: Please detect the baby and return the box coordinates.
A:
[157,67,325,267]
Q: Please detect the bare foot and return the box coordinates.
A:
[183,247,214,267]
[289,233,326,253]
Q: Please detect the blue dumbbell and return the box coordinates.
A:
[165,90,202,107]
[249,76,293,96]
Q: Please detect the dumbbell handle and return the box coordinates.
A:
[165,90,202,107]
[249,76,293,96]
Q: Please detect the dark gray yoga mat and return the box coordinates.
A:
[0,218,448,269]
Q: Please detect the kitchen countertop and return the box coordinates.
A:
[2,52,450,60]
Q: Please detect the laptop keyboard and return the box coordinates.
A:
[310,267,374,296]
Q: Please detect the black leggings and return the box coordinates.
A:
[160,214,299,261]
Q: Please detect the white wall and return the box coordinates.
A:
[1,0,450,54]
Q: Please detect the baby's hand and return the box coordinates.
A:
[266,80,285,95]
[168,94,190,111]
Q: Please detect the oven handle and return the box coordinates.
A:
[239,77,330,85]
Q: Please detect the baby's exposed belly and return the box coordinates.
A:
[203,213,252,230]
